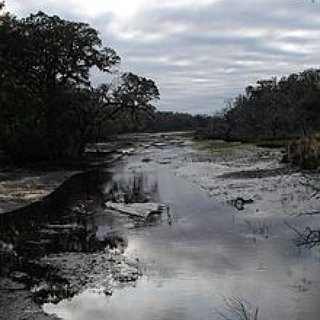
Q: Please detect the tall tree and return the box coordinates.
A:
[17,11,120,91]
[111,72,160,122]
[0,6,159,161]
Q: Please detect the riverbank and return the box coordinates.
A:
[0,169,145,320]
[0,137,137,214]
[174,140,319,217]
[0,132,319,320]
[43,133,320,320]
[0,133,177,320]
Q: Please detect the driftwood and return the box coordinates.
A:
[230,197,254,211]
[285,221,320,248]
[217,297,259,320]
[294,210,320,217]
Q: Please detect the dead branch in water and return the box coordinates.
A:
[217,297,259,320]
[293,210,320,217]
[285,221,320,248]
[299,179,320,200]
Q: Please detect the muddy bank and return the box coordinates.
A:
[0,135,141,214]
[175,141,320,217]
[0,138,171,320]
[42,134,320,320]
[1,132,319,320]
[0,169,77,214]
[0,277,59,320]
[0,170,110,318]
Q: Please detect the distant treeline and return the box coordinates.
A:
[203,68,320,142]
[0,2,159,162]
[133,111,211,132]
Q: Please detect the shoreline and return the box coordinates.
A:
[175,140,319,218]
[0,133,319,320]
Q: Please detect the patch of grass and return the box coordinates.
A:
[176,130,196,138]
[255,139,289,149]
[197,140,242,155]
[285,134,320,170]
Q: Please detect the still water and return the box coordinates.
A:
[44,141,320,320]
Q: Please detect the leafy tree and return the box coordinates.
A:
[136,111,210,133]
[206,68,320,142]
[0,5,159,162]
[18,11,120,91]
[111,72,160,122]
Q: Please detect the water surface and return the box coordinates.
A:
[44,139,320,320]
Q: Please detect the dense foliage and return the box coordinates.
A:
[0,3,159,162]
[134,111,210,132]
[207,69,320,142]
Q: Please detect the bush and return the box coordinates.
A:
[286,134,320,169]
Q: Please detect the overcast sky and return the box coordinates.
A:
[5,0,320,114]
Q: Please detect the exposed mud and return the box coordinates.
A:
[218,166,298,179]
[1,133,319,320]
[176,142,320,217]
[0,277,59,320]
[0,169,77,214]
[0,138,166,319]
[42,134,320,320]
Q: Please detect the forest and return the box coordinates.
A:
[132,111,210,132]
[206,69,320,141]
[0,2,159,162]
[201,69,320,169]
[1,1,319,169]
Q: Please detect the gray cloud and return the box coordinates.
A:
[7,0,320,114]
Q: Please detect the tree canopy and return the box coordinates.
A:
[0,4,159,162]
[206,68,320,142]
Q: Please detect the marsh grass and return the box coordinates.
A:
[198,141,241,155]
[286,134,320,170]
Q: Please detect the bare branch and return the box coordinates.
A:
[217,297,260,320]
[299,180,320,200]
[285,221,320,248]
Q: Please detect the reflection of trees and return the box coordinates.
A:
[244,220,271,239]
[0,170,160,273]
[0,169,127,275]
[0,168,132,307]
[1,209,126,266]
[105,173,159,204]
[287,179,320,248]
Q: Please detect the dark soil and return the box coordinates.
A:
[218,167,298,179]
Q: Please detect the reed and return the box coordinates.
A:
[286,134,320,170]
